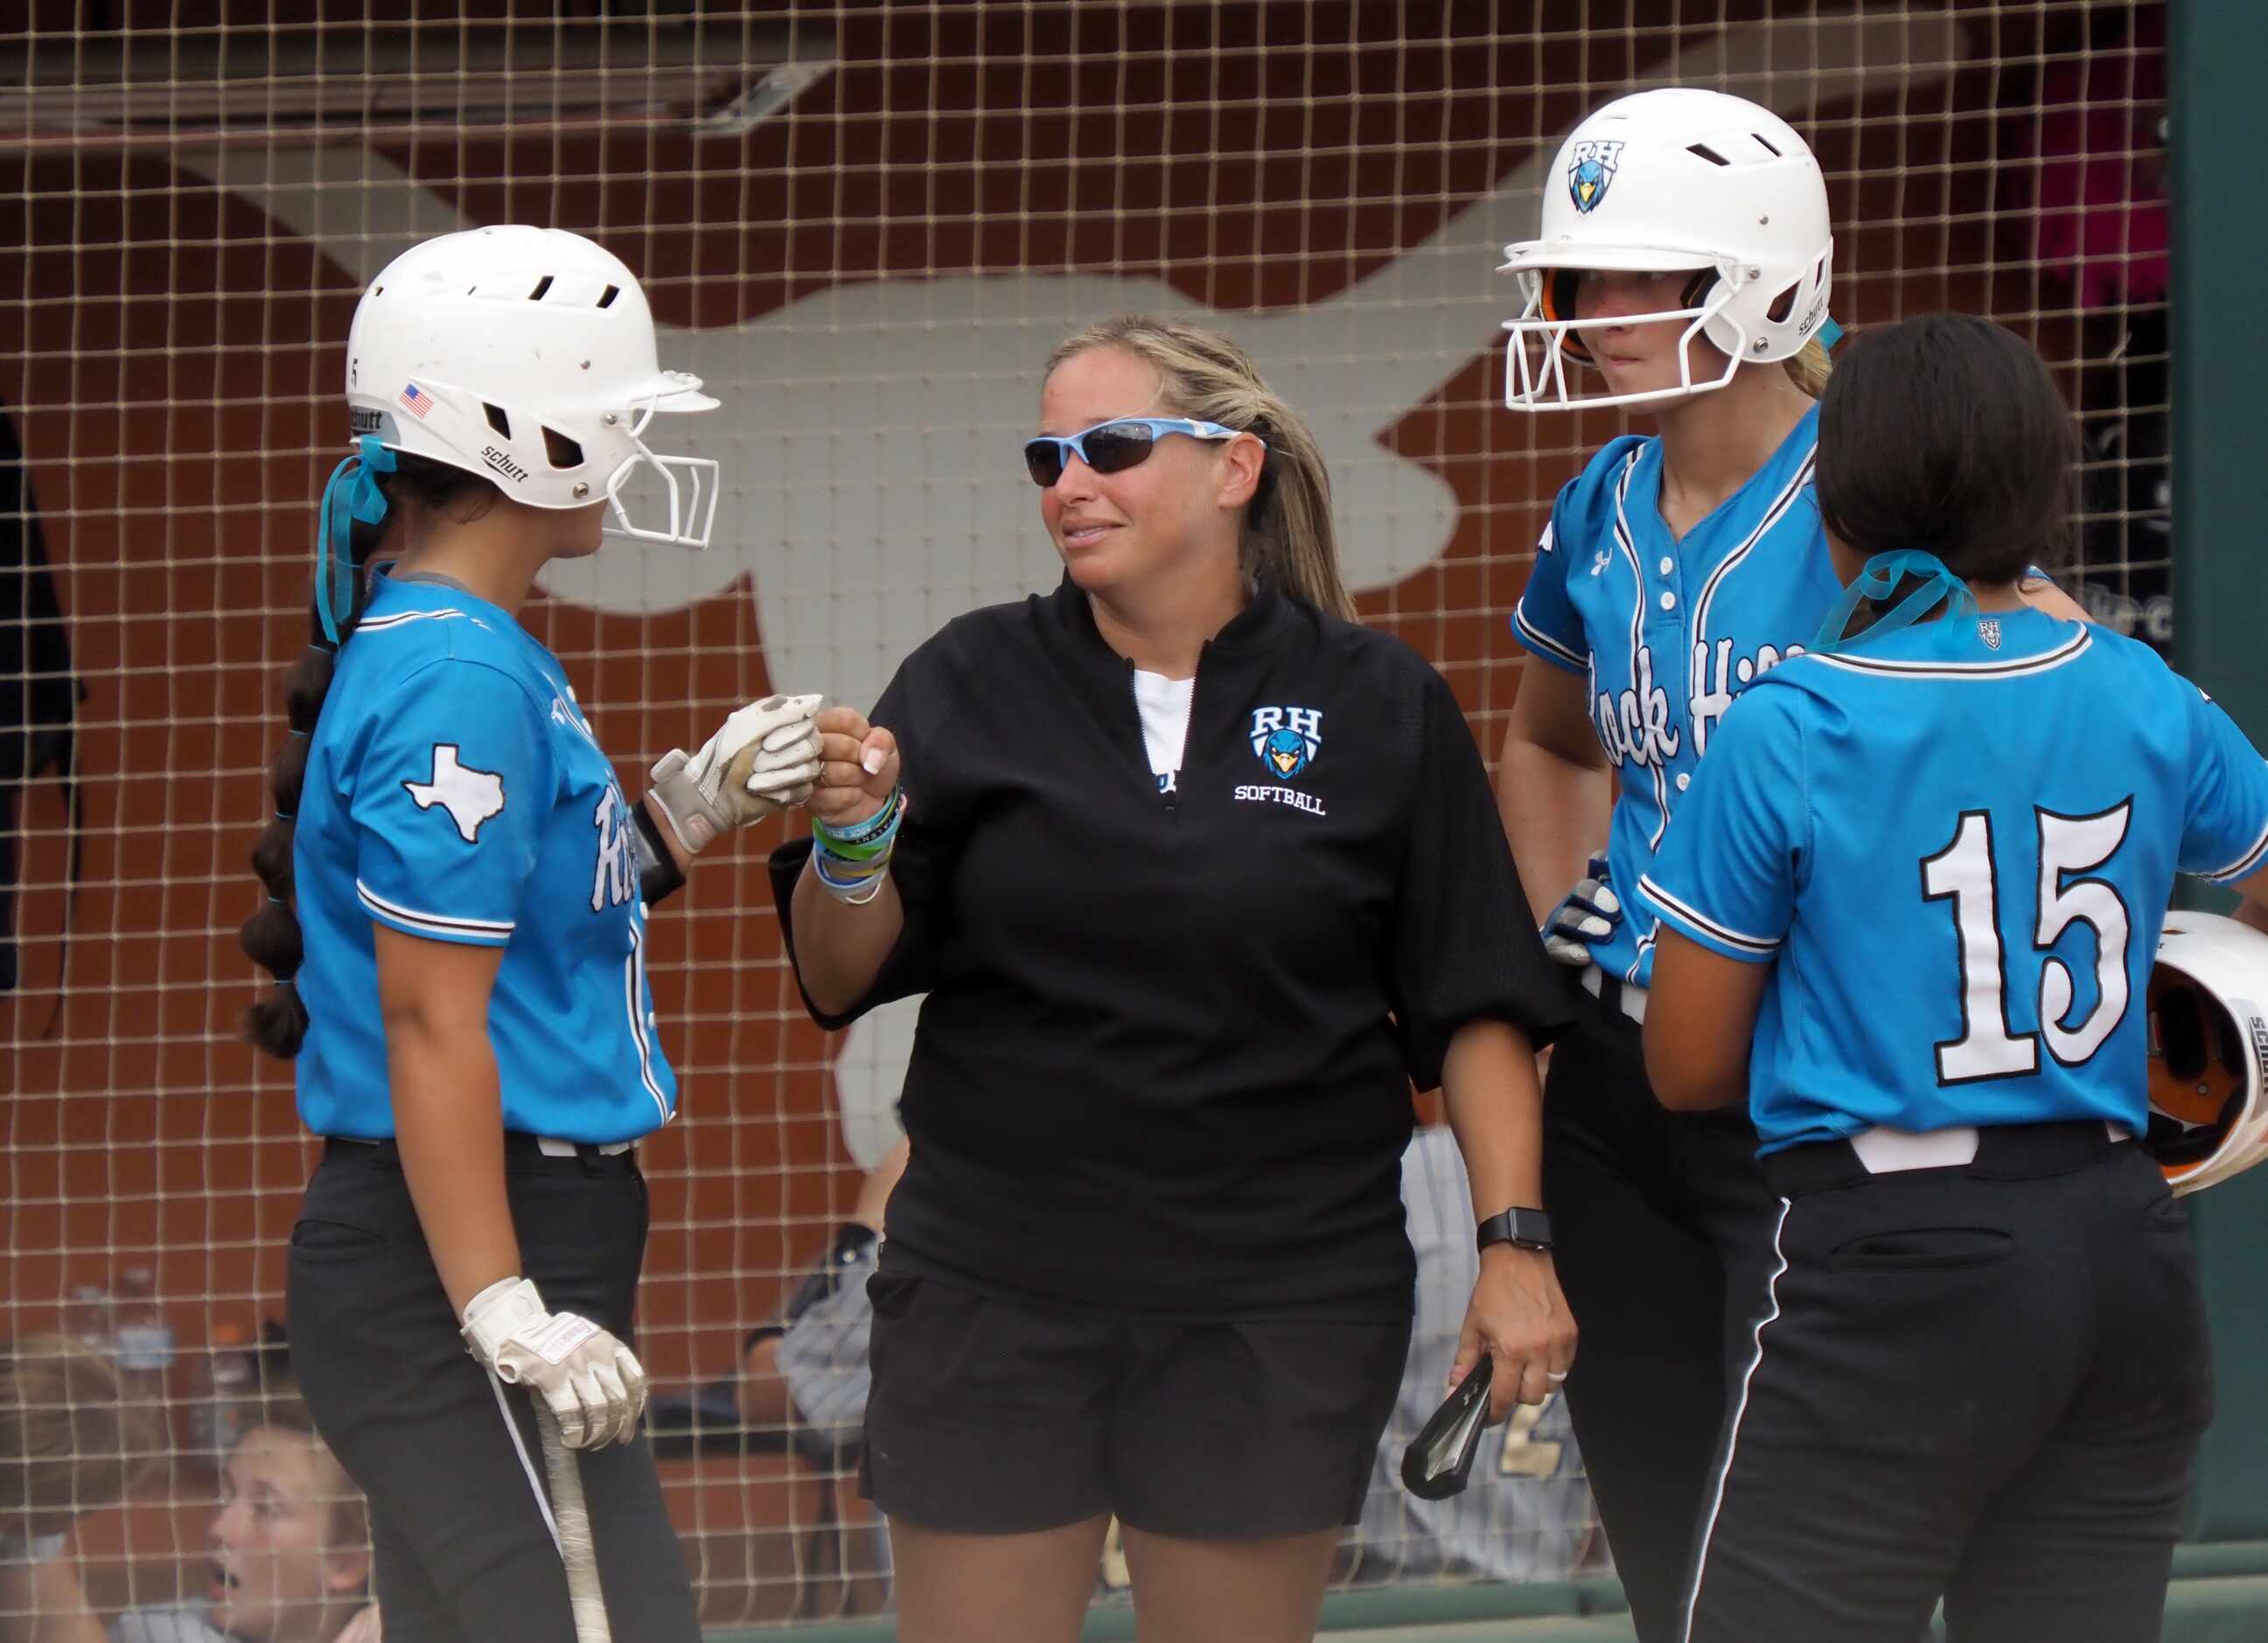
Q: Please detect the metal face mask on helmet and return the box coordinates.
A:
[2146,911,2268,1195]
[344,225,721,548]
[1498,87,1835,412]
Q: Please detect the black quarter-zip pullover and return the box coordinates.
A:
[772,578,1569,1315]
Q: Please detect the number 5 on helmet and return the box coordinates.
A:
[2146,912,2268,1195]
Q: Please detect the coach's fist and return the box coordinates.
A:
[806,705,901,828]
[1453,1246,1577,1421]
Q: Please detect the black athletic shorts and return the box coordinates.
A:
[861,1267,1412,1540]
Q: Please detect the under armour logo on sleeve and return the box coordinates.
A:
[402,744,507,842]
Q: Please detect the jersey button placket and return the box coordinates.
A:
[1644,541,1692,780]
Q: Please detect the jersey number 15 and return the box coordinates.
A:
[1920,803,2133,1084]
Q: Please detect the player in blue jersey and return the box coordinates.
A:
[1491,88,2087,1639]
[1492,87,1847,1636]
[235,227,824,1642]
[1641,311,2268,1641]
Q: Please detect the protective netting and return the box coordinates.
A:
[1,2,2168,1630]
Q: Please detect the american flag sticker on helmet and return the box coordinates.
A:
[399,382,432,418]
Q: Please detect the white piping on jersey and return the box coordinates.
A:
[1803,627,2091,679]
[1637,874,1781,957]
[1514,603,1587,670]
[355,877,515,943]
[1686,449,1818,767]
[1625,927,1656,989]
[2202,816,2268,885]
[1512,518,1588,668]
[1692,446,1818,651]
[1678,1197,1793,1643]
[353,607,471,634]
[624,915,670,1127]
[1608,453,1676,851]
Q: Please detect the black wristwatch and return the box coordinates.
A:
[1476,1207,1554,1254]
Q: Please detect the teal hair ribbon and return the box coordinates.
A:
[314,436,396,645]
[1816,316,1843,352]
[1810,549,1978,657]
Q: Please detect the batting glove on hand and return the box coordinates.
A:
[1543,853,1620,968]
[649,693,825,855]
[461,1276,647,1450]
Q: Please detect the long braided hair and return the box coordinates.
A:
[238,449,499,1059]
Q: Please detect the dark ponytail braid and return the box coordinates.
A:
[239,451,499,1059]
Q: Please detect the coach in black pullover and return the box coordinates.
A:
[775,573,1569,1313]
[767,317,1572,1639]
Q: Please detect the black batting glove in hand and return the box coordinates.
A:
[1544,851,1620,967]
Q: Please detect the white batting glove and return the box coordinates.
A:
[648,692,824,854]
[460,1277,648,1450]
[1543,852,1621,968]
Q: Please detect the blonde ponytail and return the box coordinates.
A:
[1783,333,1833,399]
[1043,316,1356,620]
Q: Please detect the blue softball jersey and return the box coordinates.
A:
[291,573,675,1143]
[1511,405,1842,989]
[1638,608,2268,1152]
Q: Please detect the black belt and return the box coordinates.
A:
[324,1131,638,1170]
[1763,1119,2129,1198]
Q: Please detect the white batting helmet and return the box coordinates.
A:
[1499,87,1834,411]
[2146,911,2268,1195]
[344,225,719,548]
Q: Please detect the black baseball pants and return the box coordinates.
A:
[287,1136,701,1643]
[1541,978,1785,1643]
[1682,1122,2211,1643]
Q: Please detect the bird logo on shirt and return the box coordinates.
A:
[402,744,506,842]
[1249,707,1322,780]
[1261,729,1310,778]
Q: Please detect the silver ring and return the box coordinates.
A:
[1545,1370,1569,1384]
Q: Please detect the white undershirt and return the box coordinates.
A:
[1132,668,1195,790]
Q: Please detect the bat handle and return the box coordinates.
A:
[536,1401,613,1643]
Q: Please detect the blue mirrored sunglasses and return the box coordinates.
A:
[1022,417,1259,487]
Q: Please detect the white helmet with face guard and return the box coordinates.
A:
[2146,911,2268,1195]
[345,225,719,549]
[1499,87,1834,411]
